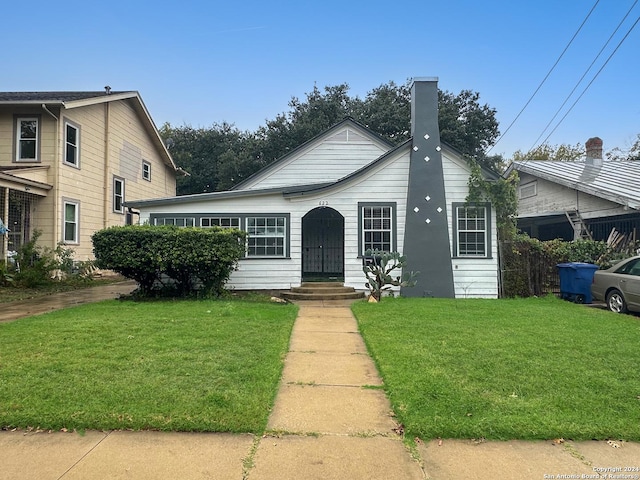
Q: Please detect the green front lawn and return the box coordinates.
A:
[0,299,297,433]
[353,296,640,441]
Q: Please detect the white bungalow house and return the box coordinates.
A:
[126,78,499,298]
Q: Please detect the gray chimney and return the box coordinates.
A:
[585,137,603,166]
[402,77,455,298]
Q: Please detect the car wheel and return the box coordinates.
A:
[606,289,628,314]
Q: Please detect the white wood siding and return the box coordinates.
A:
[239,126,389,190]
[138,146,498,298]
[442,150,499,298]
[139,148,411,291]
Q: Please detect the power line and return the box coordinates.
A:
[488,0,601,154]
[539,14,640,146]
[529,0,639,152]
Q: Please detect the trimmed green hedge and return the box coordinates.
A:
[92,225,246,297]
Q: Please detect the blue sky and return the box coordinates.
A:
[2,0,638,158]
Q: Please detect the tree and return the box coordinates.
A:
[352,81,411,144]
[162,81,503,195]
[606,134,640,161]
[159,122,251,195]
[437,89,501,170]
[256,84,357,164]
[511,143,584,161]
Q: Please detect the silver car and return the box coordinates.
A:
[591,255,640,314]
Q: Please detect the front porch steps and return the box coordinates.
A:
[281,282,365,301]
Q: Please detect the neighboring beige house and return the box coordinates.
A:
[0,90,179,261]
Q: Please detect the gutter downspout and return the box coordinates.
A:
[42,104,59,247]
[103,102,110,228]
[2,187,8,262]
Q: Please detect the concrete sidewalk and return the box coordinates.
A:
[1,295,639,479]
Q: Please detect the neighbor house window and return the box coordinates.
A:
[246,216,286,257]
[453,203,491,257]
[201,217,240,228]
[519,181,537,199]
[15,117,39,162]
[154,217,195,227]
[359,203,396,255]
[64,121,80,167]
[113,177,125,213]
[63,200,79,243]
[142,161,151,181]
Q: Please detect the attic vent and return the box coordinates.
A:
[104,85,112,95]
[519,182,537,199]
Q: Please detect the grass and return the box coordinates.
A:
[0,299,298,433]
[352,296,640,441]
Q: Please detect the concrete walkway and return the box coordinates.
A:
[1,292,639,479]
[0,280,138,323]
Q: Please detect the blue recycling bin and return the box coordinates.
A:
[556,262,599,304]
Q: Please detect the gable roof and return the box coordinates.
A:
[125,139,411,209]
[0,91,131,103]
[0,91,178,173]
[507,160,640,210]
[0,169,53,196]
[230,117,395,190]
[125,138,486,209]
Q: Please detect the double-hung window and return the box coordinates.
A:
[113,177,125,213]
[64,121,80,167]
[63,200,79,244]
[142,161,151,181]
[15,117,39,162]
[359,203,396,255]
[454,203,491,257]
[246,216,286,257]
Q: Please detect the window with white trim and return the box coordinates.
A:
[16,117,39,162]
[113,177,124,213]
[63,200,79,243]
[246,216,286,257]
[454,204,490,257]
[142,161,151,181]
[64,121,80,167]
[201,217,240,228]
[154,217,195,227]
[360,204,393,254]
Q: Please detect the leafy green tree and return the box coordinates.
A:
[606,133,640,161]
[159,122,250,195]
[352,81,411,144]
[437,89,501,170]
[256,84,357,163]
[511,143,584,161]
[162,81,503,195]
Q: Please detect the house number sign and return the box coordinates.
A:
[318,200,329,206]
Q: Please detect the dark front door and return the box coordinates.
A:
[302,207,344,279]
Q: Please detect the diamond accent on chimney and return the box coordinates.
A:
[437,207,443,213]
[435,145,441,152]
[425,218,431,224]
[414,207,420,213]
[424,156,430,162]
[413,146,419,151]
[425,195,431,201]
[424,133,430,140]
